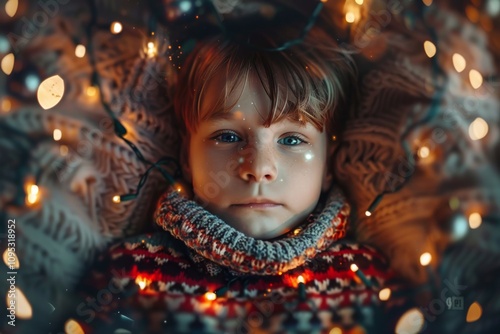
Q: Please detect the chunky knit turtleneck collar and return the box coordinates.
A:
[154,187,350,275]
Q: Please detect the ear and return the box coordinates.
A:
[322,140,338,191]
[180,135,192,183]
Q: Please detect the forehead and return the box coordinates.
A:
[200,72,273,122]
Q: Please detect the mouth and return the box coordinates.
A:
[231,199,282,209]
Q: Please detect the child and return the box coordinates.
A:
[70,21,391,334]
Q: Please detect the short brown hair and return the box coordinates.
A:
[174,26,357,138]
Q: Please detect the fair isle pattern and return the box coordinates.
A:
[154,187,350,275]
[78,233,390,334]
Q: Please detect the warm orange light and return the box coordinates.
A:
[25,182,40,205]
[422,0,433,6]
[53,129,62,141]
[468,212,482,229]
[423,41,436,58]
[469,69,483,89]
[452,53,466,73]
[297,275,305,284]
[418,146,430,159]
[3,249,20,269]
[1,97,11,113]
[350,264,359,272]
[37,75,65,110]
[345,12,355,23]
[466,302,482,322]
[5,0,18,17]
[1,53,14,75]
[110,21,123,34]
[135,277,148,290]
[75,44,86,58]
[204,292,216,301]
[469,117,488,140]
[6,287,32,319]
[64,319,85,334]
[420,252,432,266]
[112,195,121,203]
[379,288,391,301]
[365,211,372,217]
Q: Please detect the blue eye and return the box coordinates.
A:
[278,136,305,146]
[212,132,241,143]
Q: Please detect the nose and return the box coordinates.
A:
[238,146,278,183]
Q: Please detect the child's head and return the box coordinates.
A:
[174,27,356,239]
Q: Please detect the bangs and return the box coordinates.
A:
[175,31,355,135]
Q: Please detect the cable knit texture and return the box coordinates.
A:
[154,187,349,275]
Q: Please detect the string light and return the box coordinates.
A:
[329,328,342,334]
[468,212,482,229]
[345,12,355,23]
[1,97,11,113]
[466,302,482,322]
[75,44,86,58]
[365,210,372,216]
[64,319,85,334]
[204,292,217,301]
[378,288,391,301]
[350,263,371,287]
[355,0,363,4]
[293,228,301,235]
[469,69,483,89]
[468,117,488,140]
[37,75,65,110]
[145,40,157,58]
[395,308,424,334]
[112,195,121,203]
[53,129,62,141]
[25,183,40,205]
[135,277,148,290]
[86,85,98,97]
[297,275,306,300]
[110,21,123,34]
[419,252,432,266]
[6,287,32,319]
[2,249,20,269]
[422,0,433,6]
[417,146,430,159]
[4,0,18,17]
[452,53,466,73]
[423,41,437,58]
[1,53,14,75]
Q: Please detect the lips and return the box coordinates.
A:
[231,198,282,208]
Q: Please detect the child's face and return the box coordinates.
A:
[185,75,332,239]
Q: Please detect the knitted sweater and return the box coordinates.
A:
[71,187,391,334]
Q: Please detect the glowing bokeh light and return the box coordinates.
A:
[37,75,65,110]
[420,252,432,266]
[469,69,483,89]
[423,41,436,58]
[75,44,86,58]
[468,212,482,229]
[452,53,466,73]
[5,0,18,17]
[466,302,482,322]
[1,53,14,75]
[110,21,123,34]
[395,308,424,334]
[379,288,391,301]
[468,117,488,140]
